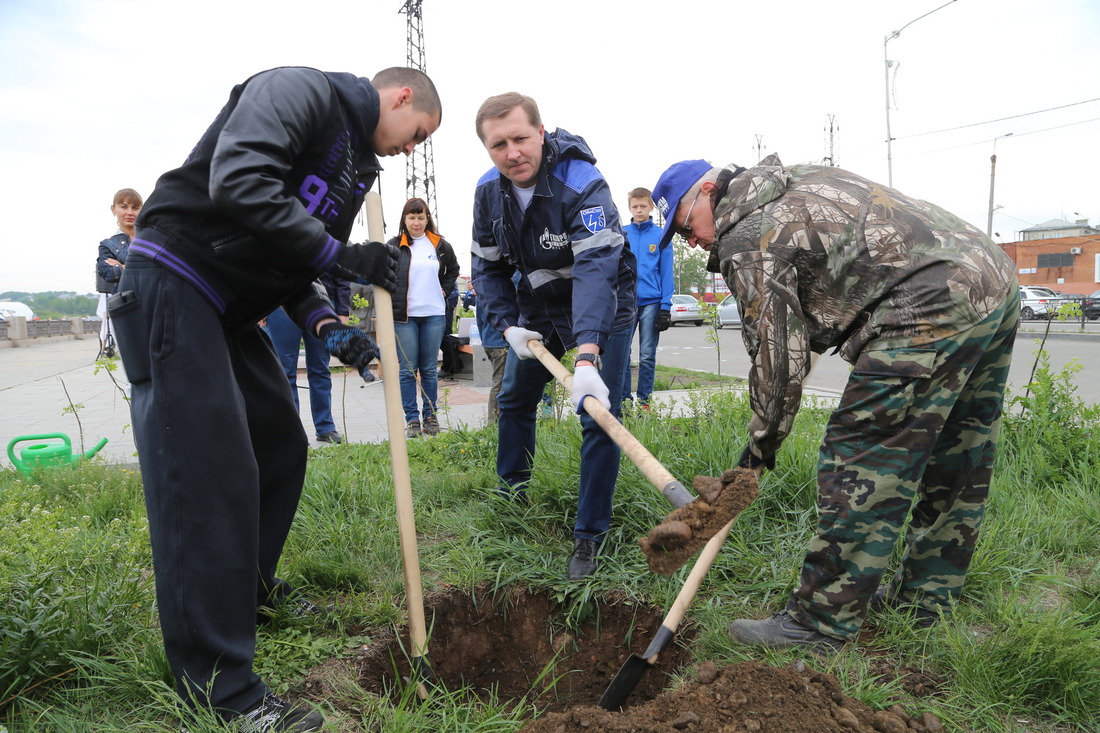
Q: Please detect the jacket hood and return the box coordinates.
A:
[545,128,597,168]
[713,153,791,238]
[325,72,382,171]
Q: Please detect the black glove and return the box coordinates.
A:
[318,322,379,373]
[737,444,775,472]
[330,241,398,292]
[656,309,672,332]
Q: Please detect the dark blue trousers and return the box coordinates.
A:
[496,326,631,541]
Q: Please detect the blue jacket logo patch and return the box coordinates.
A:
[649,243,657,253]
[580,206,605,234]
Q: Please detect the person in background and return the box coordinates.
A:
[620,186,673,408]
[109,65,440,730]
[461,280,477,310]
[95,188,142,357]
[349,282,381,383]
[264,273,351,444]
[437,282,461,379]
[651,156,1018,655]
[471,92,636,580]
[387,197,460,437]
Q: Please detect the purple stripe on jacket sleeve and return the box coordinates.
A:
[311,235,342,272]
[303,306,337,335]
[130,239,228,313]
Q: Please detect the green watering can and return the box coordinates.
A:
[6,433,109,477]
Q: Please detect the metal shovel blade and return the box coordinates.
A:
[598,627,672,711]
[597,515,739,711]
[598,653,649,710]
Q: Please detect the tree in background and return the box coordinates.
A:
[0,291,100,318]
[672,237,710,296]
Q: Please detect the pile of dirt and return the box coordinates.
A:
[519,659,943,733]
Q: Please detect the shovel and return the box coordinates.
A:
[598,514,737,711]
[365,191,436,698]
[527,340,754,561]
[527,340,697,509]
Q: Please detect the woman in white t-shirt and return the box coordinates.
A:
[386,198,461,437]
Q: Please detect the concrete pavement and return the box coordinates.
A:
[0,336,498,468]
[4,336,833,470]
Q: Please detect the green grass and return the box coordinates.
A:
[2,361,1100,731]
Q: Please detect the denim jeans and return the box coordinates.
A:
[262,307,335,436]
[621,303,660,404]
[394,315,446,422]
[496,326,631,541]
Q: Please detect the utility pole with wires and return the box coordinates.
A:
[823,114,839,166]
[399,0,438,224]
[753,134,765,163]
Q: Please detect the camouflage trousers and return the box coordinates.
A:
[788,289,1020,640]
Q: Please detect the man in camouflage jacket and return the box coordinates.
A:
[652,156,1019,653]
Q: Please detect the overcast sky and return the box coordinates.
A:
[2,0,1098,294]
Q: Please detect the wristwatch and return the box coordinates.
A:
[574,352,600,368]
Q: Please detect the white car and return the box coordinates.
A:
[1019,286,1063,320]
[669,294,704,326]
[716,294,742,328]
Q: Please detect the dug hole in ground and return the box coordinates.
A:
[287,467,944,732]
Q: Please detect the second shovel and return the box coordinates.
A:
[597,514,737,711]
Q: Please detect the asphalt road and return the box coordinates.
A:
[644,320,1100,405]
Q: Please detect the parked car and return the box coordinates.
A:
[715,294,742,328]
[1019,286,1062,320]
[669,293,704,326]
[1082,290,1100,320]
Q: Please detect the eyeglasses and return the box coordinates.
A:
[675,189,702,238]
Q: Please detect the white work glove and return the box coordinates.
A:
[571,364,610,413]
[504,326,544,360]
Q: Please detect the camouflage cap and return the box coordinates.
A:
[652,159,713,250]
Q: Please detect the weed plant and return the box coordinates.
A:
[2,362,1099,731]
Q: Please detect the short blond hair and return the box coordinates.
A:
[627,187,653,206]
[476,92,541,142]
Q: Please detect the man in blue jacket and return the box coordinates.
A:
[471,92,636,580]
[620,187,674,407]
[109,66,441,731]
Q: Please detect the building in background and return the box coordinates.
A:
[999,218,1100,294]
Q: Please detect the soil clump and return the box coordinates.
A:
[640,468,760,575]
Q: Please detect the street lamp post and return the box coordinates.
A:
[987,132,1013,237]
[883,0,958,188]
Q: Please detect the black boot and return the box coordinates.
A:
[567,538,600,580]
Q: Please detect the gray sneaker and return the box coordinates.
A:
[728,611,846,655]
[181,696,325,733]
[406,420,421,439]
[232,695,324,732]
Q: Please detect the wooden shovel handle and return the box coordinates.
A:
[645,514,737,660]
[365,193,430,676]
[527,339,695,509]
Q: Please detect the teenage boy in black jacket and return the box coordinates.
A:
[109,66,441,731]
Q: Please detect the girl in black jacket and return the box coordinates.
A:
[387,197,460,436]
